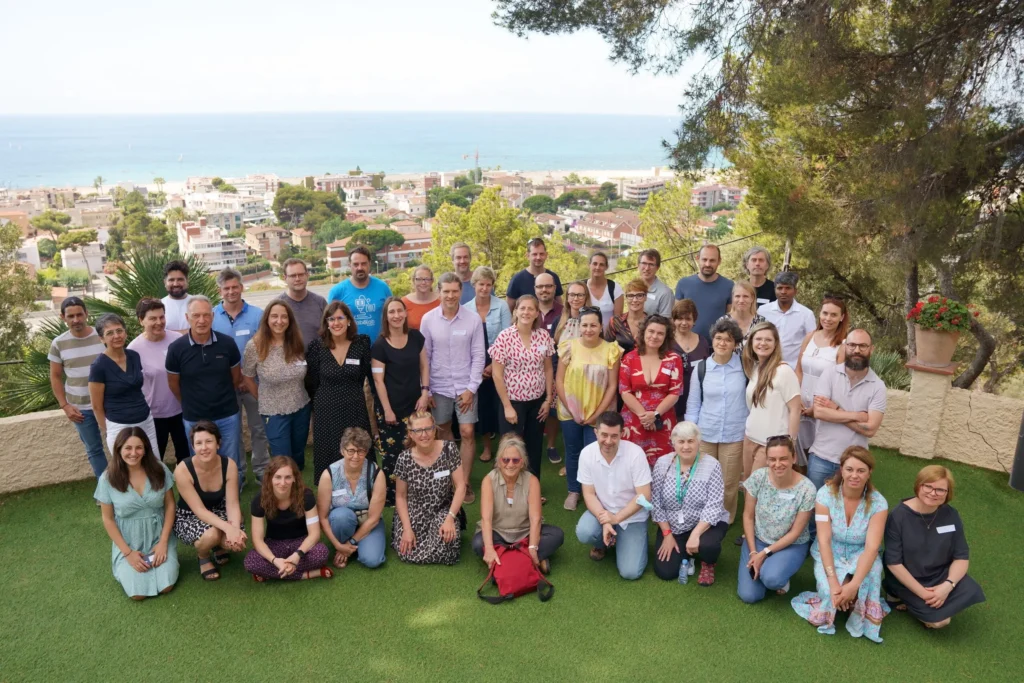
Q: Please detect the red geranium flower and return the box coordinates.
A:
[939,306,948,313]
[928,296,939,303]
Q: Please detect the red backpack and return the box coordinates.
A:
[476,539,555,604]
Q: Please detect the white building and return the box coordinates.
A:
[347,196,387,217]
[623,178,666,203]
[184,192,273,231]
[61,242,105,275]
[691,184,746,210]
[16,236,41,270]
[177,218,246,271]
[315,174,373,193]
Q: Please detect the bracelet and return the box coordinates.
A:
[59,402,68,409]
[824,566,835,578]
[661,528,673,537]
[945,579,956,588]
[296,548,306,560]
[446,511,457,520]
[529,545,539,551]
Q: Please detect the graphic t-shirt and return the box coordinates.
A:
[327,277,393,342]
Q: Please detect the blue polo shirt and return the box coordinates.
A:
[165,330,242,421]
[212,300,264,355]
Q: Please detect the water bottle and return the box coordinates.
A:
[678,558,690,584]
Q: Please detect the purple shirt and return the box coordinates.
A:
[127,331,183,419]
[421,305,486,399]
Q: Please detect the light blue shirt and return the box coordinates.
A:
[421,305,486,398]
[684,353,749,443]
[327,277,393,342]
[462,294,512,347]
[212,301,264,356]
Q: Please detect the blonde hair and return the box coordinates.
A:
[729,280,759,318]
[827,446,878,513]
[554,281,592,343]
[914,465,955,503]
[742,322,784,407]
[494,433,528,472]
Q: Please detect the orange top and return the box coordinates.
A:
[402,296,441,330]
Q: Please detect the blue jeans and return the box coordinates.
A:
[184,413,244,488]
[263,403,311,472]
[560,420,596,494]
[737,538,810,604]
[807,453,840,491]
[74,409,107,477]
[328,507,386,568]
[575,510,648,580]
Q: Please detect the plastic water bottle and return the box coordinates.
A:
[678,558,690,584]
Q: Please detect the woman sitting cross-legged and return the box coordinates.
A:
[317,427,388,570]
[473,434,565,574]
[883,465,986,629]
[651,421,730,587]
[173,420,247,581]
[791,446,890,642]
[392,411,467,565]
[244,456,332,581]
[737,435,816,603]
[95,427,178,600]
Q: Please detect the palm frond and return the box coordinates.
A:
[870,350,910,391]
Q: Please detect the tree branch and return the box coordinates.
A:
[827,266,888,326]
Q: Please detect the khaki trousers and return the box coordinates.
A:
[701,440,744,524]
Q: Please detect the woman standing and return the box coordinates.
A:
[94,427,178,600]
[792,446,890,642]
[89,313,159,456]
[605,279,648,355]
[554,308,621,511]
[670,299,711,422]
[883,465,986,629]
[586,252,622,328]
[305,301,373,481]
[392,411,467,565]
[742,322,802,480]
[128,298,188,462]
[402,265,441,330]
[173,421,247,581]
[552,281,592,348]
[651,422,730,586]
[371,297,430,505]
[795,295,848,464]
[491,295,555,477]
[244,456,332,582]
[241,300,311,472]
[466,266,512,463]
[718,281,766,345]
[474,434,564,573]
[619,314,683,468]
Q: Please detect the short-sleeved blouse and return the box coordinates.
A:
[556,338,622,422]
[370,330,425,419]
[650,454,729,533]
[488,327,555,402]
[744,363,801,445]
[251,488,317,541]
[744,467,817,545]
[242,343,310,416]
[812,486,888,581]
[89,351,151,424]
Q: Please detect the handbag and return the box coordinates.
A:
[476,539,554,604]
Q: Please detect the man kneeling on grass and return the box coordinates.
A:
[575,411,652,580]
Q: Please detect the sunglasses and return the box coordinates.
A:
[500,457,523,465]
[579,306,601,315]
[766,434,794,445]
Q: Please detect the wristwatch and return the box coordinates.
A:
[762,548,774,558]
[946,578,957,588]
[421,385,431,394]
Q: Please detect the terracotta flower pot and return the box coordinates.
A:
[915,325,960,367]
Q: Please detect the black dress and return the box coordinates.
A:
[305,334,373,481]
[883,500,986,622]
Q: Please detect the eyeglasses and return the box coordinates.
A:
[500,457,523,465]
[846,342,870,351]
[579,306,601,315]
[639,261,658,268]
[921,483,949,496]
[414,277,433,283]
[625,293,646,300]
[535,284,555,289]
[409,426,435,435]
[286,272,308,279]
[342,447,367,457]
[327,316,347,324]
[567,292,587,298]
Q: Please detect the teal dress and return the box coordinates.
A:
[94,464,179,597]
[791,487,890,642]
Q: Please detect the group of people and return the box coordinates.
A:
[51,240,984,638]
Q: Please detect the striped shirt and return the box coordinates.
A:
[47,329,105,410]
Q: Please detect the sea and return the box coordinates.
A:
[0,112,727,189]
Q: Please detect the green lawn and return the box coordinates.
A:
[1,446,1019,682]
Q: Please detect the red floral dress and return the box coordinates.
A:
[618,350,684,467]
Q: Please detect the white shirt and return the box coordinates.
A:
[162,294,193,333]
[577,440,652,526]
[744,363,801,445]
[759,300,817,366]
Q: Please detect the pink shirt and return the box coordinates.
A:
[127,331,183,419]
[489,327,554,402]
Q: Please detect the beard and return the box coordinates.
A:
[700,266,716,277]
[167,285,186,298]
[845,353,869,371]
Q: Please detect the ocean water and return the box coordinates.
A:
[0,112,721,189]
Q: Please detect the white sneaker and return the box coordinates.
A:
[563,492,580,511]
[776,581,790,595]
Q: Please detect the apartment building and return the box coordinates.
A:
[185,192,273,231]
[245,226,292,260]
[327,231,432,271]
[290,228,313,250]
[623,178,666,203]
[347,196,387,217]
[690,184,746,210]
[315,174,373,193]
[573,209,642,246]
[177,218,246,271]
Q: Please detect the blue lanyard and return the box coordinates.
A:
[675,455,700,505]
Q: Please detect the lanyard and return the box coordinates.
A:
[675,455,700,505]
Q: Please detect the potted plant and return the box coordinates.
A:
[906,295,976,366]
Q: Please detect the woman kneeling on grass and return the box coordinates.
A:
[173,420,247,581]
[474,434,564,574]
[317,427,388,570]
[245,456,332,581]
[95,427,178,600]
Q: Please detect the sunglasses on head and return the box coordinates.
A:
[766,434,794,445]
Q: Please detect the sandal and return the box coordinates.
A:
[198,556,220,581]
[538,558,551,575]
[589,547,606,562]
[305,566,334,580]
[479,451,492,463]
[253,574,265,583]
[212,547,231,566]
[333,552,349,569]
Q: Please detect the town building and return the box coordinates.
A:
[623,178,666,204]
[315,174,373,193]
[389,219,422,234]
[572,209,642,246]
[327,230,432,271]
[176,218,246,271]
[691,184,746,210]
[290,228,313,250]
[532,213,569,234]
[245,226,292,260]
[0,210,32,235]
[29,188,76,210]
[61,242,105,276]
[184,192,273,231]
[347,196,387,218]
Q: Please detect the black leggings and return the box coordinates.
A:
[653,521,729,580]
[471,527,565,561]
[497,396,546,477]
[154,414,190,463]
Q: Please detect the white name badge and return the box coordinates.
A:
[546,324,553,330]
[454,329,467,336]
[757,298,770,305]
[778,492,795,500]
[371,367,384,374]
[296,360,307,366]
[936,525,955,534]
[506,497,514,505]
[236,329,251,336]
[647,293,656,300]
[433,469,450,479]
[345,358,360,365]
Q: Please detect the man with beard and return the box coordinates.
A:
[534,272,564,466]
[758,271,816,366]
[328,246,392,343]
[674,243,734,340]
[807,328,887,490]
[277,258,327,348]
[161,260,193,334]
[506,237,563,311]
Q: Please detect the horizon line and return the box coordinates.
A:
[0,109,679,119]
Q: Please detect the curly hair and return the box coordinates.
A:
[259,456,305,520]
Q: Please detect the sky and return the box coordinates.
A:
[3,0,693,116]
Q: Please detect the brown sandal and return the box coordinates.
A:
[589,547,606,562]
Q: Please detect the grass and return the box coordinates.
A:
[1,445,1020,682]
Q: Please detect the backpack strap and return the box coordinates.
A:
[536,574,555,602]
[697,358,707,404]
[476,565,512,604]
[365,460,378,504]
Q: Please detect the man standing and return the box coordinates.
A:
[48,296,108,477]
[506,237,563,311]
[165,296,245,487]
[759,271,817,366]
[742,246,776,306]
[162,260,193,334]
[328,246,392,342]
[675,244,734,340]
[575,412,653,580]
[277,258,327,349]
[212,267,270,483]
[451,242,476,305]
[535,272,564,466]
[808,329,887,490]
[638,249,674,317]
[422,273,486,503]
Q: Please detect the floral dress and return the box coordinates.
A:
[618,349,684,467]
[791,487,890,642]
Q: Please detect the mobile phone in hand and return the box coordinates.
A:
[146,553,156,565]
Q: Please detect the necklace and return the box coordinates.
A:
[911,501,940,529]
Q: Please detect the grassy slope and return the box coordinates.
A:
[0,447,1019,683]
